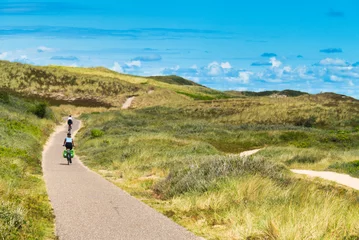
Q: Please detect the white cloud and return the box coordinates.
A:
[159,59,359,98]
[207,62,222,76]
[187,76,200,83]
[14,55,33,64]
[270,57,282,68]
[236,87,248,91]
[133,54,162,62]
[0,52,8,59]
[317,58,348,66]
[112,62,124,73]
[191,64,198,69]
[329,75,344,82]
[221,62,232,69]
[125,60,141,68]
[111,60,143,74]
[283,66,292,72]
[37,46,54,53]
[237,71,253,84]
[206,61,235,76]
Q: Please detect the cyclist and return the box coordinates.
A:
[67,115,73,131]
[63,133,75,150]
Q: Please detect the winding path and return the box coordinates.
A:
[42,120,199,240]
[122,96,135,109]
[291,169,359,190]
[240,149,359,191]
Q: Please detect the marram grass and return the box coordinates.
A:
[0,94,56,239]
[77,103,359,239]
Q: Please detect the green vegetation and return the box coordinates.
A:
[148,75,203,86]
[49,65,231,102]
[3,60,359,239]
[226,89,309,97]
[91,129,104,138]
[0,61,144,107]
[328,160,359,177]
[0,93,56,239]
[0,61,233,107]
[77,94,359,239]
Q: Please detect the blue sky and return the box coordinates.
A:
[1,0,359,97]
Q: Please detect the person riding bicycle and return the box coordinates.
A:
[67,115,73,131]
[63,133,75,150]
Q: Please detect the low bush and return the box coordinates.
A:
[0,202,25,240]
[294,116,317,127]
[91,129,104,138]
[30,102,48,119]
[285,154,322,165]
[0,91,10,103]
[279,131,309,141]
[328,160,359,177]
[154,155,289,198]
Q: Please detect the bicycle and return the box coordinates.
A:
[63,146,74,165]
[65,149,72,165]
[68,124,72,133]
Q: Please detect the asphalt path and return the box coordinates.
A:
[42,119,200,240]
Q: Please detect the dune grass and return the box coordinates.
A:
[52,65,231,101]
[76,99,359,239]
[0,93,56,239]
[162,174,359,239]
[0,60,233,109]
[179,94,359,128]
[0,61,146,107]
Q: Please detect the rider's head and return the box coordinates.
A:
[67,133,71,137]
[69,115,72,117]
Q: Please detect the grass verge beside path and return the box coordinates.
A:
[77,106,359,239]
[0,93,56,239]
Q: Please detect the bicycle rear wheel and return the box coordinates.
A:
[67,152,71,165]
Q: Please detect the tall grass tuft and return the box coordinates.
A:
[154,155,289,198]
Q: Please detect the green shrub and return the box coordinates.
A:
[285,154,322,165]
[279,131,309,141]
[30,102,48,118]
[91,129,104,138]
[292,141,311,148]
[0,202,25,239]
[294,116,317,128]
[175,91,215,100]
[154,155,289,198]
[0,91,10,103]
[328,160,359,177]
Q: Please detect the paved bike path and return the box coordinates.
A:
[42,120,199,240]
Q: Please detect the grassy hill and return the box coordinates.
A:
[0,93,55,239]
[0,61,145,107]
[226,89,309,97]
[76,90,359,239]
[54,65,230,100]
[147,75,203,86]
[0,61,230,108]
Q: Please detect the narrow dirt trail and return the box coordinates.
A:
[42,120,200,240]
[291,169,359,190]
[122,96,135,109]
[239,149,261,157]
[240,149,359,191]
